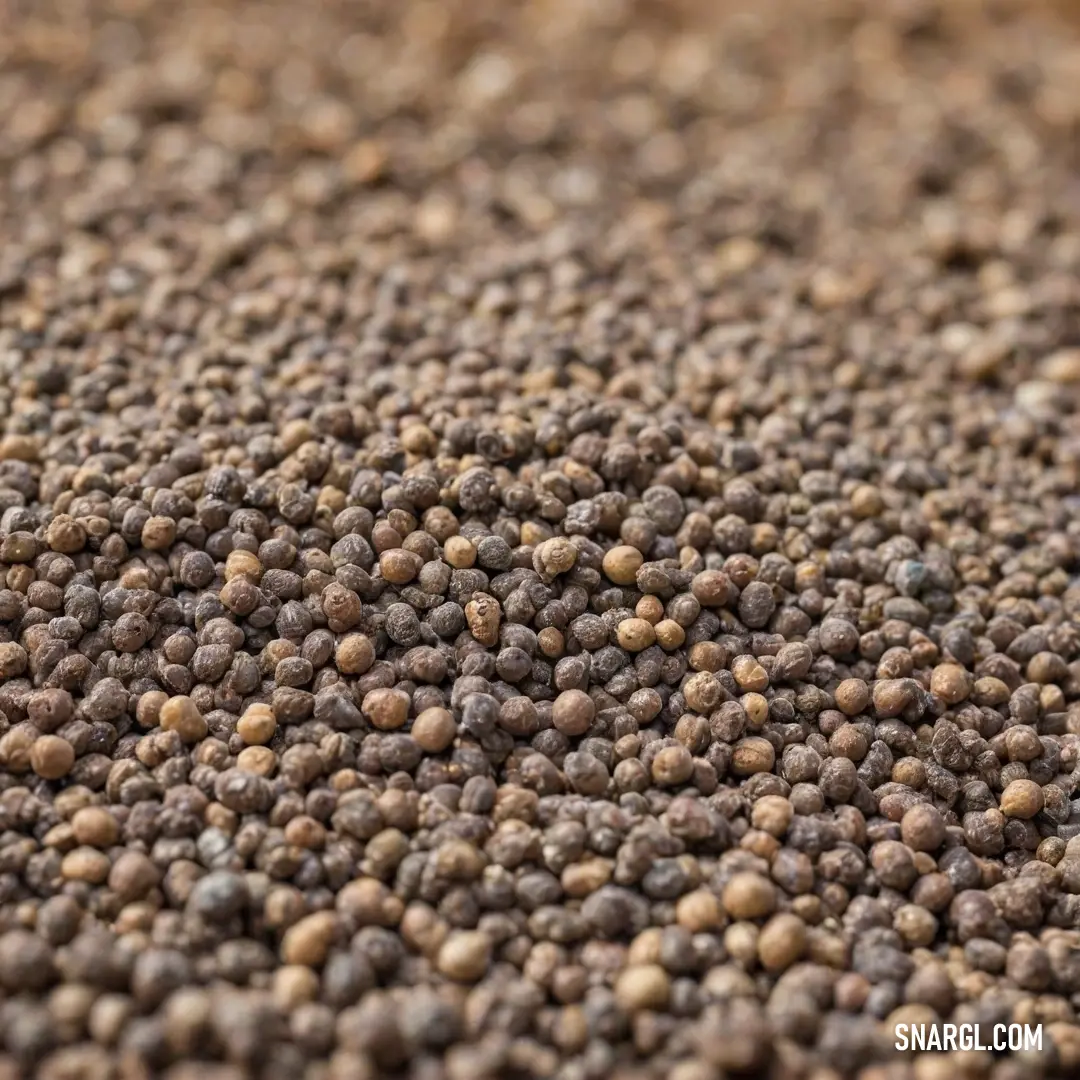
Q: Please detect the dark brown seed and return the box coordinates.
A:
[3,3,1080,1075]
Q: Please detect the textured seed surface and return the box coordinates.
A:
[2,1,1080,1079]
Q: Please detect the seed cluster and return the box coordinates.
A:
[3,0,1080,1078]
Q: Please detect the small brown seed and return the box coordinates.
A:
[834,678,869,715]
[614,964,671,1012]
[61,847,111,883]
[411,707,456,752]
[436,930,492,982]
[930,663,971,705]
[443,535,476,568]
[135,690,168,729]
[900,803,946,852]
[654,618,686,649]
[237,704,277,746]
[465,594,502,646]
[44,514,87,553]
[552,689,595,737]
[225,549,264,582]
[108,850,161,901]
[336,633,375,675]
[616,618,656,652]
[237,745,276,775]
[751,795,793,837]
[602,545,644,585]
[894,904,938,947]
[636,595,665,623]
[730,655,768,692]
[71,807,119,848]
[757,913,807,972]
[1000,779,1044,819]
[281,911,338,967]
[141,515,177,550]
[30,735,75,780]
[534,536,578,579]
[380,549,422,584]
[722,872,776,920]
[159,696,208,743]
[362,688,410,730]
[731,737,775,776]
[676,890,723,932]
[651,745,693,786]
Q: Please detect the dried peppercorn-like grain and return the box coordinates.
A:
[1,1,1080,1077]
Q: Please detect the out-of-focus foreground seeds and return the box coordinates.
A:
[2,0,1080,1078]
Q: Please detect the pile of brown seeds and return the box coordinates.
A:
[3,0,1080,1077]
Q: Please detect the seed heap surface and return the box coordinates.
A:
[3,1,1080,1079]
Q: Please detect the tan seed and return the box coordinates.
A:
[731,737,775,776]
[722,872,776,920]
[436,930,492,982]
[757,913,807,972]
[1000,779,1043,819]
[281,911,338,967]
[602,545,644,585]
[159,696,208,743]
[30,735,75,779]
[614,964,671,1012]
[237,704,277,746]
[616,618,655,652]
